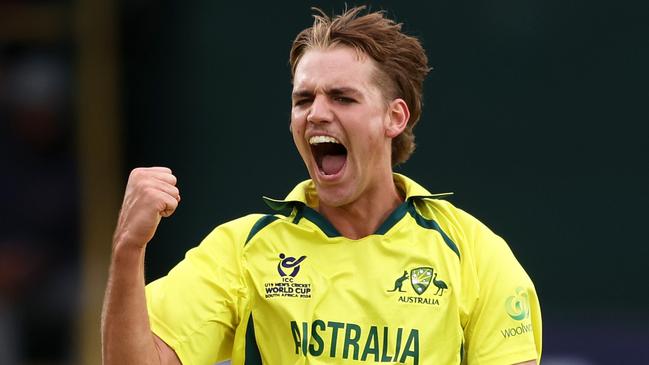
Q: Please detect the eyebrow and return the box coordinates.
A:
[291,87,363,99]
[291,90,313,100]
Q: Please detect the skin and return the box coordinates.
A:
[291,47,409,239]
[101,47,536,365]
[101,167,182,365]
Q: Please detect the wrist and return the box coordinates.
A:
[111,234,147,261]
[112,227,148,251]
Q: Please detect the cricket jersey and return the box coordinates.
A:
[145,174,542,364]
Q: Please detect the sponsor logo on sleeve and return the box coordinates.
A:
[505,287,530,321]
[500,287,533,339]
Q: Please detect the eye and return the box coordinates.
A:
[293,98,312,107]
[334,96,355,104]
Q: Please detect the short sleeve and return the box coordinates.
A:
[145,215,259,365]
[460,212,542,365]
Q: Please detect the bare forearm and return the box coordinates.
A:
[102,241,160,365]
[102,167,181,364]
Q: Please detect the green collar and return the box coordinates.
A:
[262,174,451,210]
[261,174,452,237]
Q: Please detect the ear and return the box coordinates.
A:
[385,98,410,138]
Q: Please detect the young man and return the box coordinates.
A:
[102,6,541,365]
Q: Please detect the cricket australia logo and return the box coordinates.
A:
[410,267,433,295]
[265,253,311,300]
[387,266,448,306]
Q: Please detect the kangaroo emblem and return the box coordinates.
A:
[387,271,409,292]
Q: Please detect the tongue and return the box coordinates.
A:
[321,154,346,175]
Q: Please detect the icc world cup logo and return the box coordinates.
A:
[277,253,307,277]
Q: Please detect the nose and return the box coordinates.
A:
[306,94,333,124]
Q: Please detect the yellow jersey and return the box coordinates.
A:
[146,174,541,364]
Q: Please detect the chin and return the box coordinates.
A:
[314,184,355,208]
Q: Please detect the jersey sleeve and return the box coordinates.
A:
[458,210,542,365]
[145,215,260,365]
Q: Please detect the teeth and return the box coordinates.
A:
[309,135,340,145]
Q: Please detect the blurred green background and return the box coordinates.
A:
[1,0,647,364]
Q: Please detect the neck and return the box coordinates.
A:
[318,176,404,240]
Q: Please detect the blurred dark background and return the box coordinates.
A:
[0,0,647,364]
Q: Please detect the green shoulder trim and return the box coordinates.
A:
[406,199,461,260]
[245,215,279,245]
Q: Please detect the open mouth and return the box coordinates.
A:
[309,136,348,176]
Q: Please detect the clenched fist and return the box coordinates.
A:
[113,167,181,250]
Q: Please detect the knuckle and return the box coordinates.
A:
[166,198,179,211]
[130,167,143,178]
[130,178,147,192]
[169,174,178,185]
[129,167,151,184]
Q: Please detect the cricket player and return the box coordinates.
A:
[102,6,541,364]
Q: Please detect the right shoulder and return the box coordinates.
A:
[175,214,275,274]
[200,214,268,247]
[200,213,290,249]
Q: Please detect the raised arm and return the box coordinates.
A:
[101,167,182,365]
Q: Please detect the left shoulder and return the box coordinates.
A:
[412,197,517,263]
[412,197,486,234]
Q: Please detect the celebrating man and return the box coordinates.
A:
[102,6,541,364]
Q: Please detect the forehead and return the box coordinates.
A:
[292,47,380,94]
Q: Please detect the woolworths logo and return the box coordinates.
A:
[501,288,533,339]
[505,287,530,321]
[501,323,533,339]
